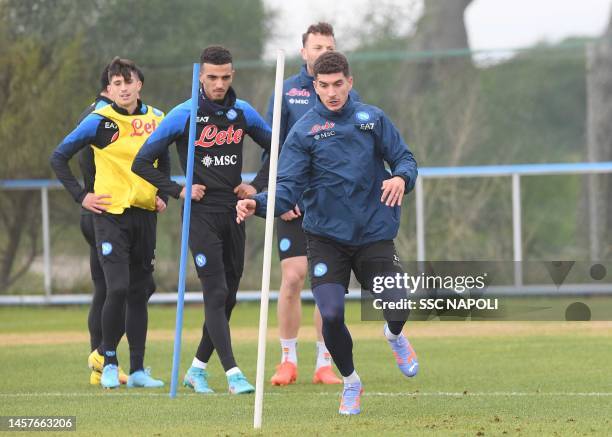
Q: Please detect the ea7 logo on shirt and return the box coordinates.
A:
[195,124,244,148]
[310,121,335,134]
[201,154,238,167]
[104,122,118,130]
[359,123,375,131]
[197,116,210,123]
[130,119,158,137]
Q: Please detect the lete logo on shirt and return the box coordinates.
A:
[310,121,335,134]
[130,118,158,137]
[195,124,244,148]
[286,88,310,97]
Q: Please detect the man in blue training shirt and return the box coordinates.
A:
[265,22,360,387]
[237,51,419,415]
[133,45,271,395]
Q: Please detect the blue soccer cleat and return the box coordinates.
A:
[183,367,214,394]
[127,367,164,388]
[101,364,120,389]
[227,371,255,394]
[339,382,363,415]
[385,324,419,377]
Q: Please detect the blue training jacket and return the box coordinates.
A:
[253,95,418,246]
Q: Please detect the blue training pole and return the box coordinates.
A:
[170,62,200,398]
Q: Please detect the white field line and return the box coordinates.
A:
[1,391,612,398]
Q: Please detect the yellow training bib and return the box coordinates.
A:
[92,104,164,214]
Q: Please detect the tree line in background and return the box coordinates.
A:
[1,0,610,293]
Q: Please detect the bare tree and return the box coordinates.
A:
[407,0,475,95]
[586,11,612,259]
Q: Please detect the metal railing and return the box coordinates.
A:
[2,162,612,304]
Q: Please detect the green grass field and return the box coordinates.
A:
[1,302,611,436]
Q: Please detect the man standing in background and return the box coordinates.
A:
[133,46,271,395]
[76,64,150,387]
[51,57,167,389]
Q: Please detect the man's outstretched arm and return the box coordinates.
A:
[236,129,311,222]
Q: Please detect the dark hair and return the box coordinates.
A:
[99,65,110,91]
[100,62,144,91]
[313,51,350,78]
[302,22,334,47]
[200,45,233,65]
[107,57,141,83]
[135,66,145,84]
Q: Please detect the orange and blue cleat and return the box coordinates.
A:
[385,324,419,377]
[339,382,363,415]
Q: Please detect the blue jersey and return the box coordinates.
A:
[133,87,271,212]
[253,95,418,246]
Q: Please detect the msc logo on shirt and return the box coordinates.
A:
[314,131,336,141]
[289,98,309,105]
[201,154,238,167]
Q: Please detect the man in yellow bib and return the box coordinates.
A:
[50,57,168,389]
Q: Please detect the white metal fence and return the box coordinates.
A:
[2,162,612,305]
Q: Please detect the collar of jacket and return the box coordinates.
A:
[96,94,114,105]
[314,94,356,120]
[298,64,314,88]
[111,99,146,115]
[198,87,237,113]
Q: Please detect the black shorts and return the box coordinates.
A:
[80,214,105,281]
[276,216,307,261]
[80,213,96,248]
[305,233,403,290]
[188,210,245,278]
[93,207,157,272]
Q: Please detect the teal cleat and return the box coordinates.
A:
[227,371,255,394]
[339,382,363,415]
[127,367,164,388]
[385,324,419,377]
[183,367,214,394]
[101,364,120,389]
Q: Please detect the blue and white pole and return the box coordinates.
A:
[170,62,200,398]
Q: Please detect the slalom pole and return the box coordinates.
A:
[254,49,285,429]
[170,62,200,398]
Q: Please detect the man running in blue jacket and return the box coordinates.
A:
[236,51,419,415]
[265,22,361,387]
